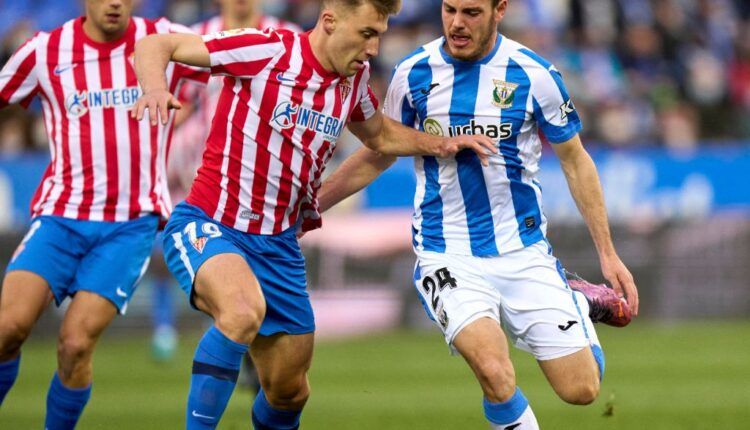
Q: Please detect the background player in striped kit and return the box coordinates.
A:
[131,0,497,428]
[0,0,206,428]
[318,0,640,428]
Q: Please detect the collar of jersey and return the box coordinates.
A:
[75,16,136,51]
[300,31,341,79]
[438,32,503,66]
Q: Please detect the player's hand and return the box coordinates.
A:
[436,135,497,166]
[131,89,182,126]
[600,254,639,316]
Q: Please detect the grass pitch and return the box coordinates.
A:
[1,321,749,429]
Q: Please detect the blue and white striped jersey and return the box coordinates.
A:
[384,34,581,257]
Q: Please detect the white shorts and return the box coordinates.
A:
[413,241,598,361]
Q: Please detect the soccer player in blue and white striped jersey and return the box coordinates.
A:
[319,0,640,428]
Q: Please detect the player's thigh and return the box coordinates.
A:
[0,271,53,346]
[453,317,516,396]
[537,346,599,403]
[193,253,265,320]
[73,215,159,314]
[163,203,265,320]
[250,332,314,397]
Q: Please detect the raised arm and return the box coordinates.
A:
[347,110,497,166]
[553,134,639,315]
[131,33,209,125]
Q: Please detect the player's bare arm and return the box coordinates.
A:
[131,33,210,125]
[553,134,640,315]
[347,110,497,166]
[318,147,396,214]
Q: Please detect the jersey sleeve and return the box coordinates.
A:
[157,18,210,85]
[523,50,582,143]
[382,65,417,127]
[202,28,284,79]
[0,33,40,109]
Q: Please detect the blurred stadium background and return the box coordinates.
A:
[1,0,749,429]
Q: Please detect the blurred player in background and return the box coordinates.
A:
[0,0,206,428]
[131,0,497,427]
[318,0,640,428]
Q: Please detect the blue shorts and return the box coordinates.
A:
[7,215,158,314]
[163,202,314,336]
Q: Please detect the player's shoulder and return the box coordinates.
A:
[258,15,303,33]
[499,35,560,75]
[391,37,442,77]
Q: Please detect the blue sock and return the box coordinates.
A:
[45,372,92,430]
[187,326,247,430]
[0,356,20,405]
[252,388,302,430]
[483,387,529,425]
[152,279,175,328]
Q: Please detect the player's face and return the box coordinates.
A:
[326,3,389,77]
[85,0,133,36]
[218,0,258,20]
[442,0,506,61]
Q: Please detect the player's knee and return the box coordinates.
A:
[265,377,310,410]
[215,304,265,344]
[474,359,516,402]
[559,376,600,405]
[0,317,32,358]
[56,332,96,363]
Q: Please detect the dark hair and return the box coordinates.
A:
[323,0,402,17]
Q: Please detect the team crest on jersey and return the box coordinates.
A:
[491,80,518,109]
[422,118,444,136]
[190,236,208,254]
[338,78,352,100]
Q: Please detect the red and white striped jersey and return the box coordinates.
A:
[0,16,208,222]
[169,15,301,199]
[186,28,379,234]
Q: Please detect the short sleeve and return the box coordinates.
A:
[382,65,417,127]
[522,49,582,143]
[0,33,40,108]
[202,28,284,78]
[349,82,380,123]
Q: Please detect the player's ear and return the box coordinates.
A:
[321,10,337,34]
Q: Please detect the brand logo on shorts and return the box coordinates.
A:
[191,237,208,254]
[504,424,522,430]
[558,320,578,331]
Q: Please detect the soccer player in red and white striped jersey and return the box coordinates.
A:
[132,0,496,428]
[0,1,207,428]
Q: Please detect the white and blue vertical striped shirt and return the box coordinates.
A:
[384,34,582,257]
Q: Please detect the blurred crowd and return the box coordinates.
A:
[1,0,750,154]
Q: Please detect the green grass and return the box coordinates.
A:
[2,321,749,429]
